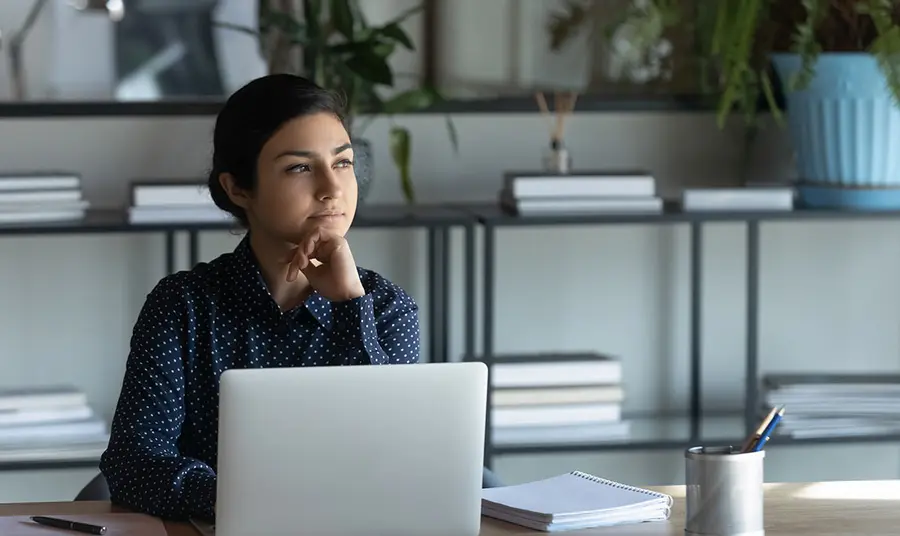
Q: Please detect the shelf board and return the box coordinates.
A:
[0,94,722,118]
[452,202,900,228]
[7,418,900,469]
[491,414,900,455]
[491,414,740,455]
[6,202,900,236]
[0,204,476,236]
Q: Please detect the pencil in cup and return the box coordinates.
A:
[741,407,778,452]
[684,446,765,536]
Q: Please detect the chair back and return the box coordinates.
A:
[74,473,110,501]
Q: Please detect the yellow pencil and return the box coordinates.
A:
[741,406,779,453]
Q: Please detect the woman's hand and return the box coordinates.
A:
[286,227,365,302]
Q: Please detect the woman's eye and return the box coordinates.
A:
[334,159,354,169]
[287,163,311,173]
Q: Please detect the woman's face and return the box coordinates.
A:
[231,112,358,244]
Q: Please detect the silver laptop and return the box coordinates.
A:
[206,362,487,536]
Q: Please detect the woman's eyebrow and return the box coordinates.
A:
[276,143,353,160]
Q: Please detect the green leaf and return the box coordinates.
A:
[345,50,393,85]
[760,70,784,127]
[328,42,371,55]
[379,22,414,49]
[372,39,397,59]
[383,89,437,113]
[864,0,900,107]
[788,0,827,91]
[330,0,354,38]
[389,126,414,204]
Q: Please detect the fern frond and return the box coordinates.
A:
[859,0,900,107]
[760,69,784,126]
[789,0,828,91]
[711,0,767,128]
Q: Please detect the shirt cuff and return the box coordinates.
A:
[331,294,382,363]
[182,468,217,521]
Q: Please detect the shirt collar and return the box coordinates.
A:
[229,234,332,330]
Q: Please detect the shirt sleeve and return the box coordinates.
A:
[99,276,216,521]
[330,277,420,365]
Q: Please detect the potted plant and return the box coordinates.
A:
[219,0,457,204]
[710,0,900,209]
[548,0,900,209]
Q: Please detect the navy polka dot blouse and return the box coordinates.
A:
[99,235,420,521]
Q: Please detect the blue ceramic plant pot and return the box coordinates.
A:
[771,53,900,210]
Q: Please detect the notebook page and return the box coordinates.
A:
[482,472,671,521]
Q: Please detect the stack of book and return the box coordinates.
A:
[0,385,110,464]
[482,353,629,446]
[761,373,900,439]
[681,185,794,212]
[128,180,232,224]
[498,170,661,216]
[0,172,88,224]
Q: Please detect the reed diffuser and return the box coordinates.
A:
[535,91,578,173]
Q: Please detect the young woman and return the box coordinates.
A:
[98,74,422,521]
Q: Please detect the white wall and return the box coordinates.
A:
[1,109,900,503]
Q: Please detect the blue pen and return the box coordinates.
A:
[751,407,784,452]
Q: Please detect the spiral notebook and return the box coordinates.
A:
[481,471,673,532]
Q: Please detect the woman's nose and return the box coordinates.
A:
[316,169,343,201]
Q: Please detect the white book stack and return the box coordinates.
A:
[0,385,110,464]
[0,172,88,224]
[484,353,630,446]
[681,186,795,212]
[128,181,233,224]
[761,373,900,439]
[499,171,662,216]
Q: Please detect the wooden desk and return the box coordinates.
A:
[1,480,897,535]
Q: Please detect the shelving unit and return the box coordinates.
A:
[460,202,900,469]
[7,200,900,473]
[0,203,477,472]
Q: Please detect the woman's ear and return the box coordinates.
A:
[218,172,251,210]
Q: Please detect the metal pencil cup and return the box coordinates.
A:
[684,446,765,536]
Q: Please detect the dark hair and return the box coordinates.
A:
[206,74,347,226]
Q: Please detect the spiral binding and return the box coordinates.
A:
[570,471,674,506]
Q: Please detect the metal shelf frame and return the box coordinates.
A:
[7,201,900,471]
[461,202,900,469]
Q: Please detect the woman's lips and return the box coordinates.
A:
[309,212,344,222]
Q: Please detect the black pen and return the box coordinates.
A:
[30,516,107,535]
